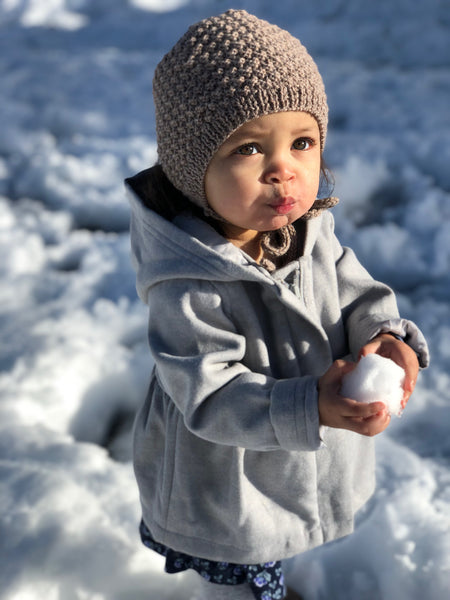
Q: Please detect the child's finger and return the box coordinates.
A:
[345,410,391,437]
[338,397,386,418]
[402,362,418,393]
[395,346,418,406]
[401,377,416,408]
[358,339,379,360]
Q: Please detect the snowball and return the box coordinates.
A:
[341,354,405,417]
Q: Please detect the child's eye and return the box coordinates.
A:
[292,138,314,151]
[235,143,259,156]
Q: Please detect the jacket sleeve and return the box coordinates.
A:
[148,279,323,452]
[327,215,429,368]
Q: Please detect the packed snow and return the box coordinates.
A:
[0,1,449,599]
[341,354,405,417]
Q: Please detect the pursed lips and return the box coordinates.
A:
[269,196,296,215]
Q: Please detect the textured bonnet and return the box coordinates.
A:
[153,9,328,208]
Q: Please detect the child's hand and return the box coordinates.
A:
[359,333,419,409]
[318,360,391,436]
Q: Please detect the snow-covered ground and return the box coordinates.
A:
[0,1,449,598]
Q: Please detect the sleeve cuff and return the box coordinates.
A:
[270,376,324,451]
[349,315,430,369]
[372,318,430,368]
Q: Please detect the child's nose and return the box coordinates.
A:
[263,156,296,185]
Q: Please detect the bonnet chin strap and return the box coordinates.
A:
[302,196,339,220]
[260,197,339,272]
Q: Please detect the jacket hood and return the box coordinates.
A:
[126,174,325,304]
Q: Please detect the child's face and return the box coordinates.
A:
[204,111,321,242]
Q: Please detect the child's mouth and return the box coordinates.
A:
[270,197,296,215]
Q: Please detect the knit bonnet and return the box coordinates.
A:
[153,9,328,209]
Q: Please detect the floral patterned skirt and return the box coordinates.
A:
[139,520,286,600]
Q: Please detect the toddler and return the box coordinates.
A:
[127,10,429,600]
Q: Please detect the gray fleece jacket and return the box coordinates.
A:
[128,183,429,564]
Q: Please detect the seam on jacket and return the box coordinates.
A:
[146,514,324,556]
[150,519,257,554]
[160,388,180,539]
[293,378,302,448]
[306,377,319,450]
